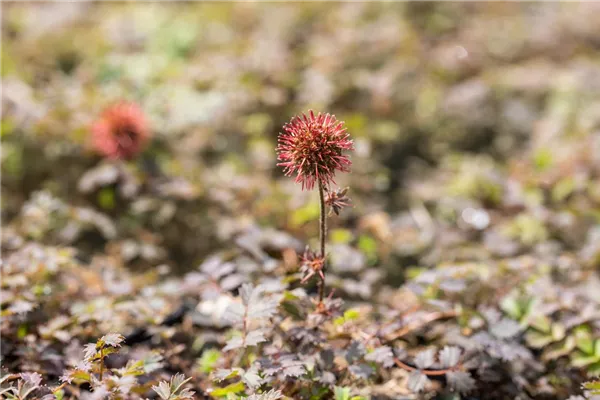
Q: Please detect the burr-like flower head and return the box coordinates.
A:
[92,102,149,160]
[276,110,353,191]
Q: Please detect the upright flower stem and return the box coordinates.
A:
[99,348,104,381]
[318,180,327,303]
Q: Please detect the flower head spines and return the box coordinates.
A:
[92,102,149,160]
[276,110,353,191]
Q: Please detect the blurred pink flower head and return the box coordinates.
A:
[92,102,149,160]
[276,110,353,191]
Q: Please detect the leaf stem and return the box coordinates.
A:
[52,382,68,394]
[318,180,327,303]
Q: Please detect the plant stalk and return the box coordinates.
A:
[318,180,327,303]
[99,348,104,381]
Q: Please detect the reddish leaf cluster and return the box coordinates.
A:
[325,187,351,216]
[299,247,325,283]
[276,110,353,191]
[92,102,149,160]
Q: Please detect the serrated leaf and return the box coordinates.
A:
[213,368,240,382]
[242,367,262,389]
[345,341,365,364]
[490,318,521,339]
[414,348,435,369]
[439,346,461,368]
[171,374,193,398]
[83,343,97,360]
[447,371,476,393]
[407,371,428,392]
[365,346,394,368]
[245,330,267,347]
[152,373,194,400]
[247,297,279,320]
[100,332,125,347]
[245,389,283,400]
[348,363,374,379]
[282,363,305,378]
[141,352,164,373]
[240,283,255,306]
[222,303,245,325]
[153,381,171,400]
[223,336,244,352]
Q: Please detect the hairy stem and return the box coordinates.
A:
[318,180,327,303]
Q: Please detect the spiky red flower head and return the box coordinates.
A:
[276,110,353,191]
[91,102,149,160]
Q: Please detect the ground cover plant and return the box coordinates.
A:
[2,2,600,399]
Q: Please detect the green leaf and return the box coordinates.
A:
[542,336,575,361]
[570,351,600,368]
[528,315,551,333]
[583,379,600,393]
[17,324,28,339]
[334,308,361,326]
[281,300,303,320]
[552,177,576,203]
[574,327,594,354]
[357,235,377,262]
[551,323,566,341]
[525,330,554,349]
[334,386,351,400]
[331,229,353,244]
[198,349,221,374]
[588,361,600,377]
[70,370,92,383]
[210,381,245,397]
[290,202,320,227]
[533,148,553,171]
[0,118,15,137]
[500,296,522,320]
[97,187,115,210]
